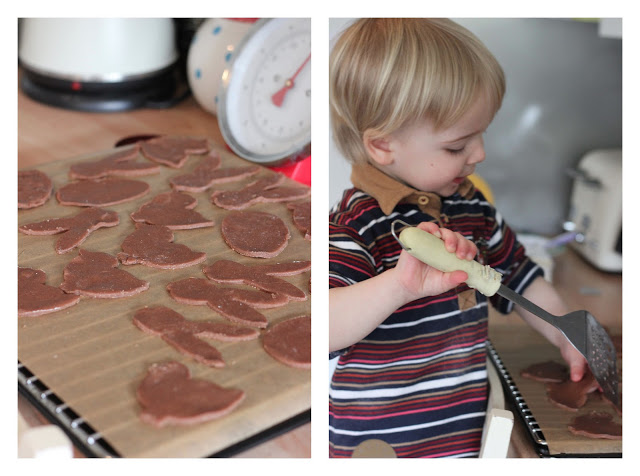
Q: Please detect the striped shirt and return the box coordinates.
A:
[329,164,542,458]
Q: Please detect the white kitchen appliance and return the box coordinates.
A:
[565,149,622,272]
[18,18,187,111]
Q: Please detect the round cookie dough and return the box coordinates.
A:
[262,315,311,369]
[18,169,53,209]
[568,411,622,440]
[221,211,290,258]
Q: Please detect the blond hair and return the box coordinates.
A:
[330,18,506,164]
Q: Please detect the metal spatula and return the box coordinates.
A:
[393,222,620,408]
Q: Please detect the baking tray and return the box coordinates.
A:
[17,140,311,457]
[487,332,622,458]
[19,360,310,457]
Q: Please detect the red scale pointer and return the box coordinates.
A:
[271,53,311,107]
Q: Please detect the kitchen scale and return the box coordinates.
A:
[216,18,311,168]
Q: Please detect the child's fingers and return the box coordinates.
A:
[438,228,461,254]
[416,221,441,238]
[458,236,478,260]
[561,343,587,382]
[567,354,587,383]
[570,364,586,383]
[415,222,477,260]
[444,230,477,260]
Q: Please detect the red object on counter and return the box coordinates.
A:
[220,142,311,187]
[226,18,259,23]
[269,155,311,187]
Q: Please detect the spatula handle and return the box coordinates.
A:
[397,226,503,297]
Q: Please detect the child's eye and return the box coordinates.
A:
[446,146,466,155]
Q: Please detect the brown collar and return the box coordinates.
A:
[350,162,475,217]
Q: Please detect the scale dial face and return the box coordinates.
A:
[218,18,311,164]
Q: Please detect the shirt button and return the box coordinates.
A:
[418,196,429,205]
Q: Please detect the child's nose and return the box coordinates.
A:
[468,137,486,164]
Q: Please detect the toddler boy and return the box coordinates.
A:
[329,18,586,458]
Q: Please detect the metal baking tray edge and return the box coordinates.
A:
[18,360,310,458]
[18,360,119,457]
[486,341,550,457]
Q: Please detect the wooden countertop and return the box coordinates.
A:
[488,248,622,457]
[17,82,310,458]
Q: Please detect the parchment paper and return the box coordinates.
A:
[18,141,311,457]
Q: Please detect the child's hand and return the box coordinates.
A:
[518,277,588,383]
[559,338,588,382]
[394,222,478,301]
[330,222,478,352]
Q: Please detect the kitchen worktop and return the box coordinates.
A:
[488,247,622,457]
[17,81,310,458]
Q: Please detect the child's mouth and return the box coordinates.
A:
[452,177,465,184]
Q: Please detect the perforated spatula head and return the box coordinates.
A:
[583,312,620,408]
[540,308,620,408]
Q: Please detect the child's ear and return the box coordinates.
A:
[363,130,395,166]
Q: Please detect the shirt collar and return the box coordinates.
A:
[350,162,475,217]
